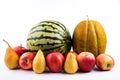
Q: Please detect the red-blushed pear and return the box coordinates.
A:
[77,52,95,72]
[46,52,64,73]
[14,45,27,57]
[96,54,115,71]
[19,52,35,70]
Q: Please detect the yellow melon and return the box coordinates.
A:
[72,18,107,57]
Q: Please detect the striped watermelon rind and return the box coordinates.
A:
[26,20,71,56]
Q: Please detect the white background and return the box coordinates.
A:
[0,0,120,80]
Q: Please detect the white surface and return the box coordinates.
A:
[0,0,120,80]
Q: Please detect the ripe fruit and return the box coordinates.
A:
[46,52,64,73]
[14,45,27,57]
[72,17,107,57]
[96,54,115,71]
[26,20,71,56]
[33,49,46,73]
[19,52,35,70]
[64,51,78,74]
[3,39,19,69]
[64,51,78,59]
[77,52,95,72]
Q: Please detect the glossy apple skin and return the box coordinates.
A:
[19,52,35,70]
[46,52,64,73]
[77,52,95,72]
[96,54,115,71]
[14,45,27,57]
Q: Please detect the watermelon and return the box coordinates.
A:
[26,20,71,56]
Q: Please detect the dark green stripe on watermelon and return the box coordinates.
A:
[32,24,58,31]
[27,35,63,41]
[29,29,65,38]
[31,21,66,32]
[43,21,66,31]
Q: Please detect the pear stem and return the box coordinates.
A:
[3,39,11,47]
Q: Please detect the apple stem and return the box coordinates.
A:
[20,44,22,47]
[3,39,11,47]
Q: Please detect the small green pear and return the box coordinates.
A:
[64,52,78,74]
[33,49,46,74]
[3,39,19,69]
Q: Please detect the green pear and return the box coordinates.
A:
[33,49,46,73]
[64,52,78,74]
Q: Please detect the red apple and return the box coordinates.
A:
[19,52,35,70]
[46,52,64,72]
[14,45,27,57]
[96,54,115,71]
[77,52,95,72]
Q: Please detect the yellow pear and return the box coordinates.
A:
[33,49,46,73]
[64,52,78,74]
[3,39,19,69]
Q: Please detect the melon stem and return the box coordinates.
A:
[86,15,89,21]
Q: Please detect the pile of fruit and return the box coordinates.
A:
[3,18,115,74]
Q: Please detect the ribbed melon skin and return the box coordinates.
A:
[72,20,107,57]
[27,20,71,56]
